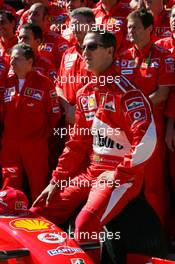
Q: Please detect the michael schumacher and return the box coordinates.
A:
[31,30,161,264]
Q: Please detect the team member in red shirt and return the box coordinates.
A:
[61,0,89,42]
[155,5,175,53]
[166,0,175,8]
[143,0,171,41]
[0,10,17,65]
[27,3,69,68]
[31,30,160,263]
[18,23,56,82]
[165,90,175,193]
[93,0,131,53]
[118,9,175,224]
[0,0,16,16]
[1,44,61,202]
[57,7,95,111]
[118,9,175,138]
[18,0,67,30]
[155,6,175,201]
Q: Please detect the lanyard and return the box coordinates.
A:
[132,44,155,69]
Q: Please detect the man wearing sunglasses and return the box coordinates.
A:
[31,30,159,263]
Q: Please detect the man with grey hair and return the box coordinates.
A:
[1,43,61,202]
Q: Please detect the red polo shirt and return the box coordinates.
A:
[0,36,18,64]
[151,9,171,42]
[57,44,90,105]
[118,41,175,135]
[93,1,131,52]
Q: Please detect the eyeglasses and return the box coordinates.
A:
[82,43,104,51]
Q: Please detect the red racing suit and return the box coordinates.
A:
[31,65,164,262]
[1,71,61,201]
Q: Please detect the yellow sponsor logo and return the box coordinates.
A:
[93,155,101,162]
[89,97,95,107]
[10,218,54,232]
[108,18,116,25]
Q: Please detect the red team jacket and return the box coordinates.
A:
[3,71,61,141]
[38,31,69,68]
[0,36,18,65]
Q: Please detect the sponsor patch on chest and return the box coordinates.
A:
[4,86,16,102]
[24,87,44,100]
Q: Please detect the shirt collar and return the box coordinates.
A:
[0,36,17,51]
[154,9,166,26]
[132,41,153,59]
[99,0,121,16]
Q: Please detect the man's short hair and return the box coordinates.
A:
[0,10,16,32]
[70,7,95,23]
[0,10,16,23]
[31,3,49,17]
[88,29,116,56]
[12,43,35,63]
[127,8,154,29]
[171,4,175,16]
[21,23,43,41]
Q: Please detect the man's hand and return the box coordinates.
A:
[97,171,115,184]
[65,104,76,125]
[165,118,175,151]
[149,86,170,106]
[32,182,59,207]
[59,97,76,125]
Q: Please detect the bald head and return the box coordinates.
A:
[28,3,49,28]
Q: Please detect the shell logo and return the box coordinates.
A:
[93,154,101,162]
[10,218,54,232]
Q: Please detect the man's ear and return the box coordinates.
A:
[29,57,34,67]
[107,46,115,57]
[12,20,16,33]
[36,38,42,46]
[148,24,153,34]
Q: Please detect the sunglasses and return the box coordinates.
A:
[82,43,104,51]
